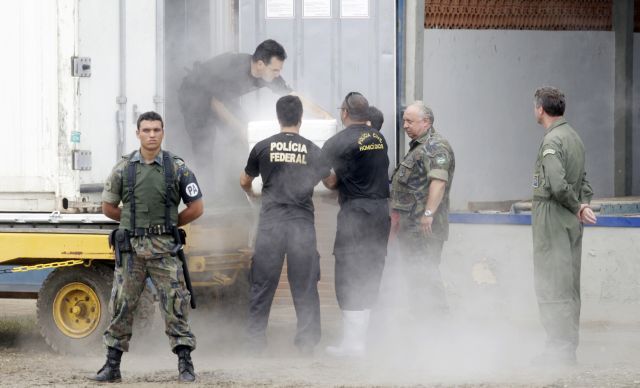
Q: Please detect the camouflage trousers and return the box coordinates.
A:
[395,212,449,318]
[103,250,196,353]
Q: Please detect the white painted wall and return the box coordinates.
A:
[422,30,617,209]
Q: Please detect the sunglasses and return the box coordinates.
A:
[337,91,363,112]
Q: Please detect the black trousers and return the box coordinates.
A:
[246,218,321,348]
[334,198,390,310]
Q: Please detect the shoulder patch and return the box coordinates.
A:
[435,155,447,165]
[542,149,556,157]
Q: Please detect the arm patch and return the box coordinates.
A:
[542,149,556,157]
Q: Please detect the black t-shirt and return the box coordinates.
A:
[184,53,292,102]
[245,132,330,223]
[322,124,390,203]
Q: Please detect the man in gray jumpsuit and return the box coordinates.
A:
[531,87,596,366]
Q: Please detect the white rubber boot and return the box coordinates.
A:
[326,310,370,357]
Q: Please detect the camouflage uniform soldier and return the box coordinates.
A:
[390,102,455,320]
[90,111,204,383]
[531,87,596,366]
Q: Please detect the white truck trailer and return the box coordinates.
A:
[0,0,256,354]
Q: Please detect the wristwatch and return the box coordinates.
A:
[424,209,433,217]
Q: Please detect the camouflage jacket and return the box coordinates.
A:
[391,127,455,240]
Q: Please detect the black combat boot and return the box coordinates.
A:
[89,347,123,383]
[176,345,196,382]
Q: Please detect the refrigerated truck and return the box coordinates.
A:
[0,1,257,354]
[0,0,387,353]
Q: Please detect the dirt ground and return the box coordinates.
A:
[2,298,640,387]
[2,204,640,387]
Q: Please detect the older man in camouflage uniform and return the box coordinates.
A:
[90,111,204,383]
[390,101,455,321]
[531,87,596,366]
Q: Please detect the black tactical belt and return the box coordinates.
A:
[130,225,175,237]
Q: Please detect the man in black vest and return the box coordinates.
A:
[321,92,391,357]
[179,39,332,201]
[91,111,204,383]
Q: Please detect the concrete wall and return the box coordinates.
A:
[439,223,640,324]
[422,30,617,209]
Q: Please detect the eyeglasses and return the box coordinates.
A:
[337,91,363,112]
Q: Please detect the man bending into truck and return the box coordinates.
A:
[90,111,204,383]
[178,39,332,201]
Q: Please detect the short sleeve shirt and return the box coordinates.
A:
[102,150,202,207]
[185,53,292,102]
[101,150,203,258]
[321,124,390,204]
[245,132,330,224]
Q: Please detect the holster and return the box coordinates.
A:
[109,229,132,268]
[177,228,187,245]
[172,227,196,309]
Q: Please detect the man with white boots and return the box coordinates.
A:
[321,92,391,357]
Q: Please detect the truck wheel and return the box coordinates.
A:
[36,264,155,355]
[37,264,113,355]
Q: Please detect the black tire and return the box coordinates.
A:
[36,264,155,355]
[37,264,113,355]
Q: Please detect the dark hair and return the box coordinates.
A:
[534,87,566,117]
[367,106,384,130]
[342,91,369,121]
[252,39,287,65]
[136,111,164,130]
[276,95,303,127]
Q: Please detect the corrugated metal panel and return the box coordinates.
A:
[425,0,623,31]
[78,0,123,186]
[238,0,396,154]
[78,0,157,177]
[164,0,237,159]
[237,0,395,308]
